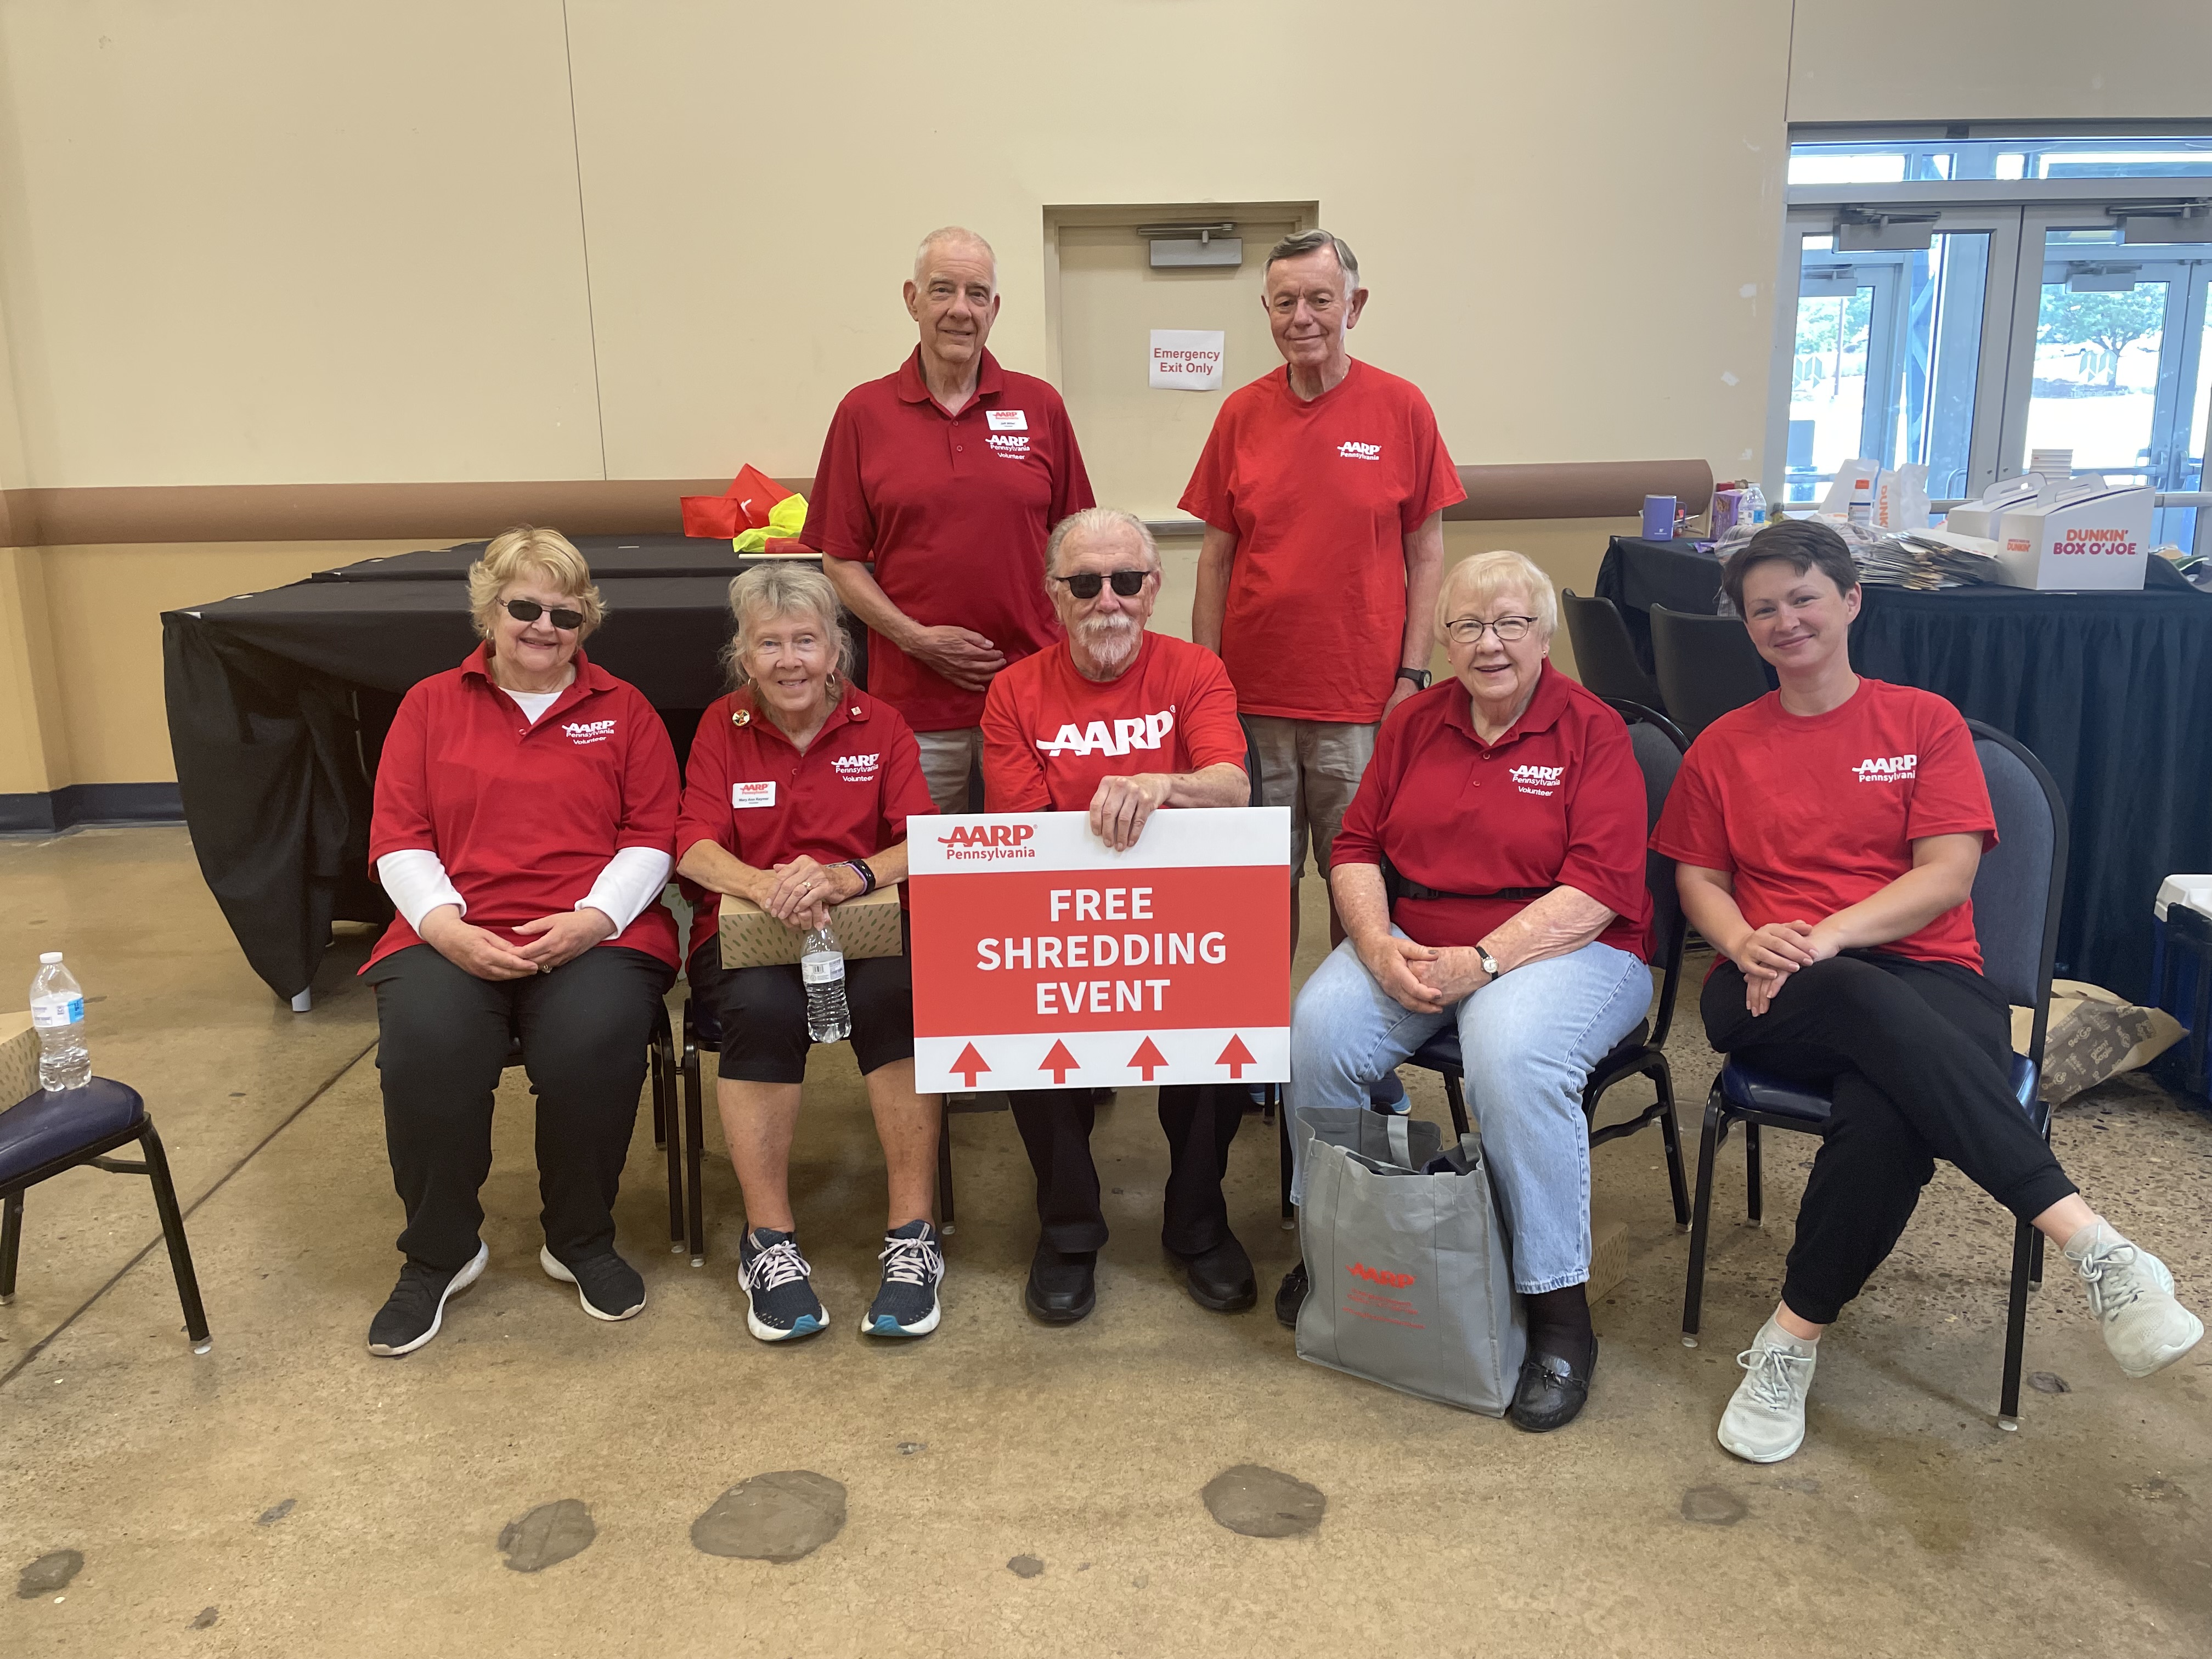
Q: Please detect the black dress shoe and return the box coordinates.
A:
[1274,1261,1308,1329]
[1172,1233,1256,1313]
[1509,1335,1598,1432]
[1024,1238,1097,1324]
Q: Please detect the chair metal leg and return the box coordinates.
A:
[1744,1120,1763,1225]
[1277,1088,1295,1227]
[1999,1216,2035,1429]
[650,1040,668,1150]
[0,1188,22,1304]
[682,1020,707,1268]
[1652,1059,1690,1229]
[139,1125,211,1350]
[936,1096,956,1236]
[658,1018,684,1250]
[2028,1227,2045,1290]
[1443,1074,1472,1140]
[1682,1090,1725,1345]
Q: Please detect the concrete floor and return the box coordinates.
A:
[2,825,2208,1657]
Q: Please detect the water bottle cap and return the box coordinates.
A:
[38,952,62,964]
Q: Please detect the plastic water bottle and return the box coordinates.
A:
[30,952,91,1091]
[1740,482,1768,527]
[801,926,851,1043]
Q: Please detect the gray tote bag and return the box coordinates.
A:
[1292,1105,1527,1416]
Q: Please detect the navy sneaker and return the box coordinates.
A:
[1369,1071,1410,1114]
[863,1220,945,1338]
[738,1228,827,1342]
[367,1242,488,1356]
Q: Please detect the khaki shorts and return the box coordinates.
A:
[915,726,984,815]
[1242,715,1379,878]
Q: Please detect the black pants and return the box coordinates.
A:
[1009,1085,1244,1256]
[367,944,675,1272]
[1702,950,2076,1325]
[685,940,914,1081]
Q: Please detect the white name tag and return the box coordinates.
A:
[732,781,777,809]
[986,409,1028,432]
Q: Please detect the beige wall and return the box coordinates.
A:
[1790,1,2212,125]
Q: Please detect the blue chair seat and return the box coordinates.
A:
[1718,1053,2039,1125]
[1410,1020,1651,1079]
[0,1078,146,1187]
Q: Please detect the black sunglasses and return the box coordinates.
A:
[504,597,584,631]
[1051,569,1152,600]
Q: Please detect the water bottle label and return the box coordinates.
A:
[800,952,844,985]
[32,995,83,1029]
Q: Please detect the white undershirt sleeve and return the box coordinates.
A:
[577,845,674,934]
[376,849,468,933]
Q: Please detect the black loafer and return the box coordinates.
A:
[1024,1238,1097,1325]
[1509,1335,1598,1433]
[1274,1261,1308,1329]
[1172,1234,1257,1313]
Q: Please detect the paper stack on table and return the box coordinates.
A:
[1853,528,2007,590]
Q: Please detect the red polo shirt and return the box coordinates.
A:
[674,684,936,960]
[803,348,1096,733]
[1178,358,1465,724]
[364,647,680,971]
[1650,679,1995,973]
[1331,664,1650,960]
[981,631,1247,812]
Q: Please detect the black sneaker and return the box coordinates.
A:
[1274,1261,1309,1329]
[367,1242,488,1356]
[538,1245,646,1322]
[864,1220,944,1338]
[738,1228,827,1342]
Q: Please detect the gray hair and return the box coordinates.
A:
[721,562,855,690]
[1265,228,1361,293]
[1043,506,1159,582]
[1437,550,1558,644]
[913,225,997,293]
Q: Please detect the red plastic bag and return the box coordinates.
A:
[682,465,793,539]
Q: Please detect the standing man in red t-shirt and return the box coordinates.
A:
[1181,229,1466,961]
[806,226,1096,815]
[982,507,1254,1327]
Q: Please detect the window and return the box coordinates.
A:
[1775,129,2212,555]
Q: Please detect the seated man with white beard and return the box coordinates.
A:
[981,507,1253,1324]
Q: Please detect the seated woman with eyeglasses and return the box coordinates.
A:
[1285,549,1653,1434]
[362,527,681,1358]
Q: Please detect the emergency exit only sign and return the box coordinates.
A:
[1149,329,1226,391]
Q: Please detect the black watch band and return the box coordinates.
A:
[846,859,877,896]
[1395,667,1432,690]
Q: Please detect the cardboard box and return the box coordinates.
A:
[1994,480,2152,591]
[719,885,904,969]
[1585,1200,1632,1303]
[1,1011,39,1106]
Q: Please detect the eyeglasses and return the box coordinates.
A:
[1050,569,1153,600]
[1443,614,1538,645]
[504,598,584,631]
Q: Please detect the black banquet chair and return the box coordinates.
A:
[1649,604,1769,739]
[1561,589,1665,713]
[1678,720,2068,1430]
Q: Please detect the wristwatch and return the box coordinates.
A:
[1475,944,1502,982]
[1395,667,1431,690]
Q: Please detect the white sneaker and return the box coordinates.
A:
[2064,1222,2204,1379]
[1717,1316,1819,1464]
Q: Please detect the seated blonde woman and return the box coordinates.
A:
[675,564,943,1342]
[364,527,680,1357]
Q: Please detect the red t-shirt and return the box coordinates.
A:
[1332,664,1651,960]
[981,631,1248,812]
[804,348,1096,733]
[1650,679,1996,973]
[1178,358,1465,723]
[674,685,935,960]
[364,647,680,970]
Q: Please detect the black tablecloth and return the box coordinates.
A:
[1595,535,2212,1001]
[162,539,843,1000]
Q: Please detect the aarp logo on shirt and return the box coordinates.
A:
[831,752,881,783]
[1036,709,1176,758]
[1337,440,1381,461]
[986,433,1031,459]
[1853,754,1917,782]
[1508,761,1565,797]
[563,719,617,745]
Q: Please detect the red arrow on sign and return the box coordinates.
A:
[1128,1037,1168,1081]
[1216,1035,1256,1080]
[1040,1040,1080,1085]
[950,1042,990,1088]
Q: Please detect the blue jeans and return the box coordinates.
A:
[1287,933,1651,1294]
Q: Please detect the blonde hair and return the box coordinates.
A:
[721,562,855,689]
[467,526,603,640]
[1436,550,1556,644]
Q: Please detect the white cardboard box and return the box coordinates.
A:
[1994,481,2152,591]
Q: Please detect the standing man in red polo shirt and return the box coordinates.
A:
[1181,229,1466,968]
[806,226,1096,814]
[982,507,1254,1326]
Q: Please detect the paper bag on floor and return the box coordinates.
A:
[2010,980,2185,1104]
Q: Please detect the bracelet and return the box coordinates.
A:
[846,859,877,896]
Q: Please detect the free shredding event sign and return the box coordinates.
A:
[907,808,1291,1093]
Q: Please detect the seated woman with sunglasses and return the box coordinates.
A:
[361,527,681,1358]
[1285,550,1652,1432]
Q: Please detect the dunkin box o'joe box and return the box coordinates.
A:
[1994,481,2153,591]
